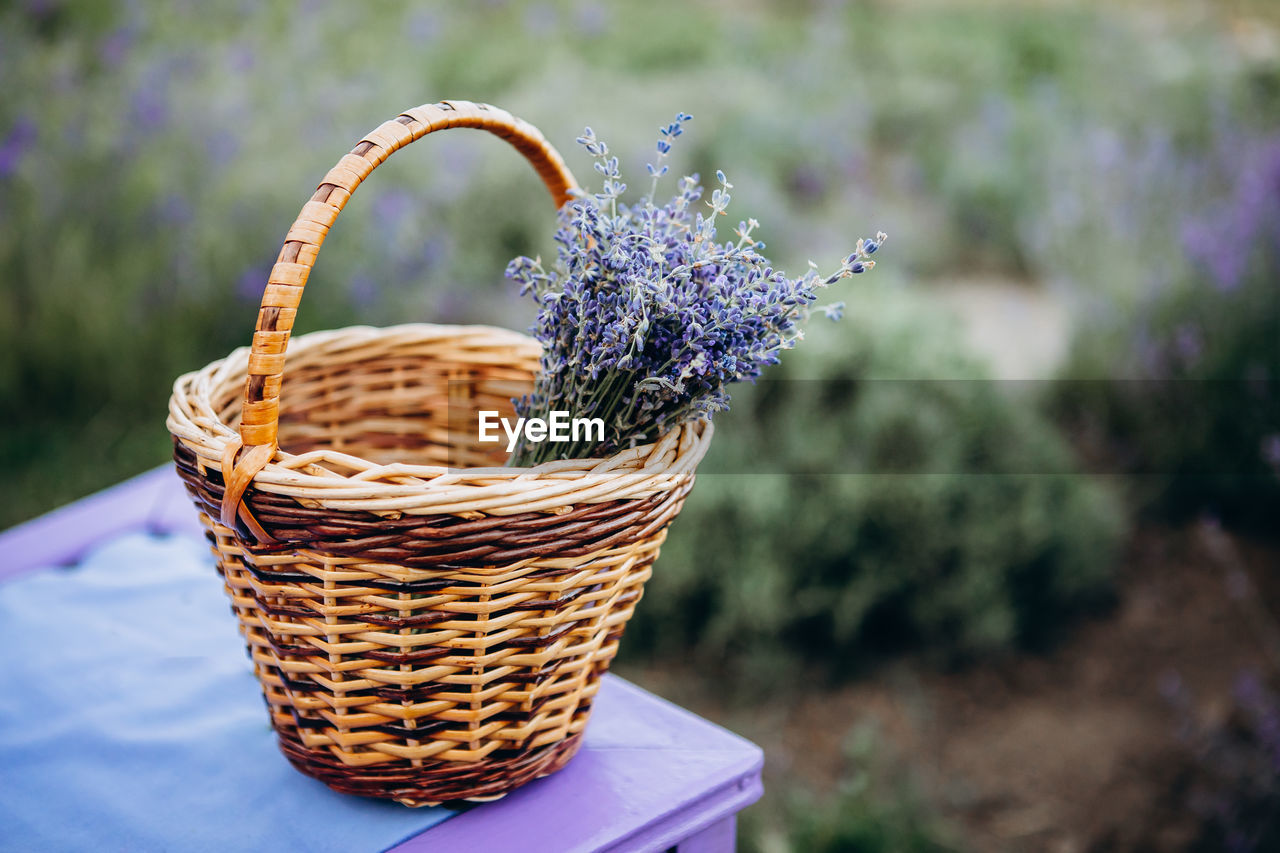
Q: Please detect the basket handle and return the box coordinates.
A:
[221,100,578,533]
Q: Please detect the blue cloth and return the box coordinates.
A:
[0,532,455,852]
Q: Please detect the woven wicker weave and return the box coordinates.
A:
[166,101,712,806]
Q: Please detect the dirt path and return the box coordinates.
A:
[926,279,1073,381]
[619,524,1279,851]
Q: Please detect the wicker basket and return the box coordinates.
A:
[166,100,712,806]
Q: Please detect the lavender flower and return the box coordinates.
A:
[236,263,271,303]
[574,1,609,36]
[99,26,136,69]
[0,117,36,178]
[506,114,885,465]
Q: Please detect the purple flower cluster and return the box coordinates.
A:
[1164,667,1280,851]
[506,114,884,465]
[0,117,36,179]
[1182,136,1280,294]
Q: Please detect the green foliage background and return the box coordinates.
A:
[628,287,1123,678]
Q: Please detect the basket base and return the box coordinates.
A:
[277,728,586,807]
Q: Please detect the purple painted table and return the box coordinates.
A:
[0,468,763,852]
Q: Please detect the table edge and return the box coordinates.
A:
[1,466,197,581]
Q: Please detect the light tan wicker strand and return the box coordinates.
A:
[166,101,711,806]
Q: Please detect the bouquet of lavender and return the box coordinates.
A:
[505,113,885,466]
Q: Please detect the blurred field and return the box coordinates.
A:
[3,0,1279,849]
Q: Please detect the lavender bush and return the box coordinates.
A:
[626,290,1122,674]
[1051,129,1280,533]
[505,114,885,465]
[1164,669,1280,851]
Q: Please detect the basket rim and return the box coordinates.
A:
[167,322,712,517]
